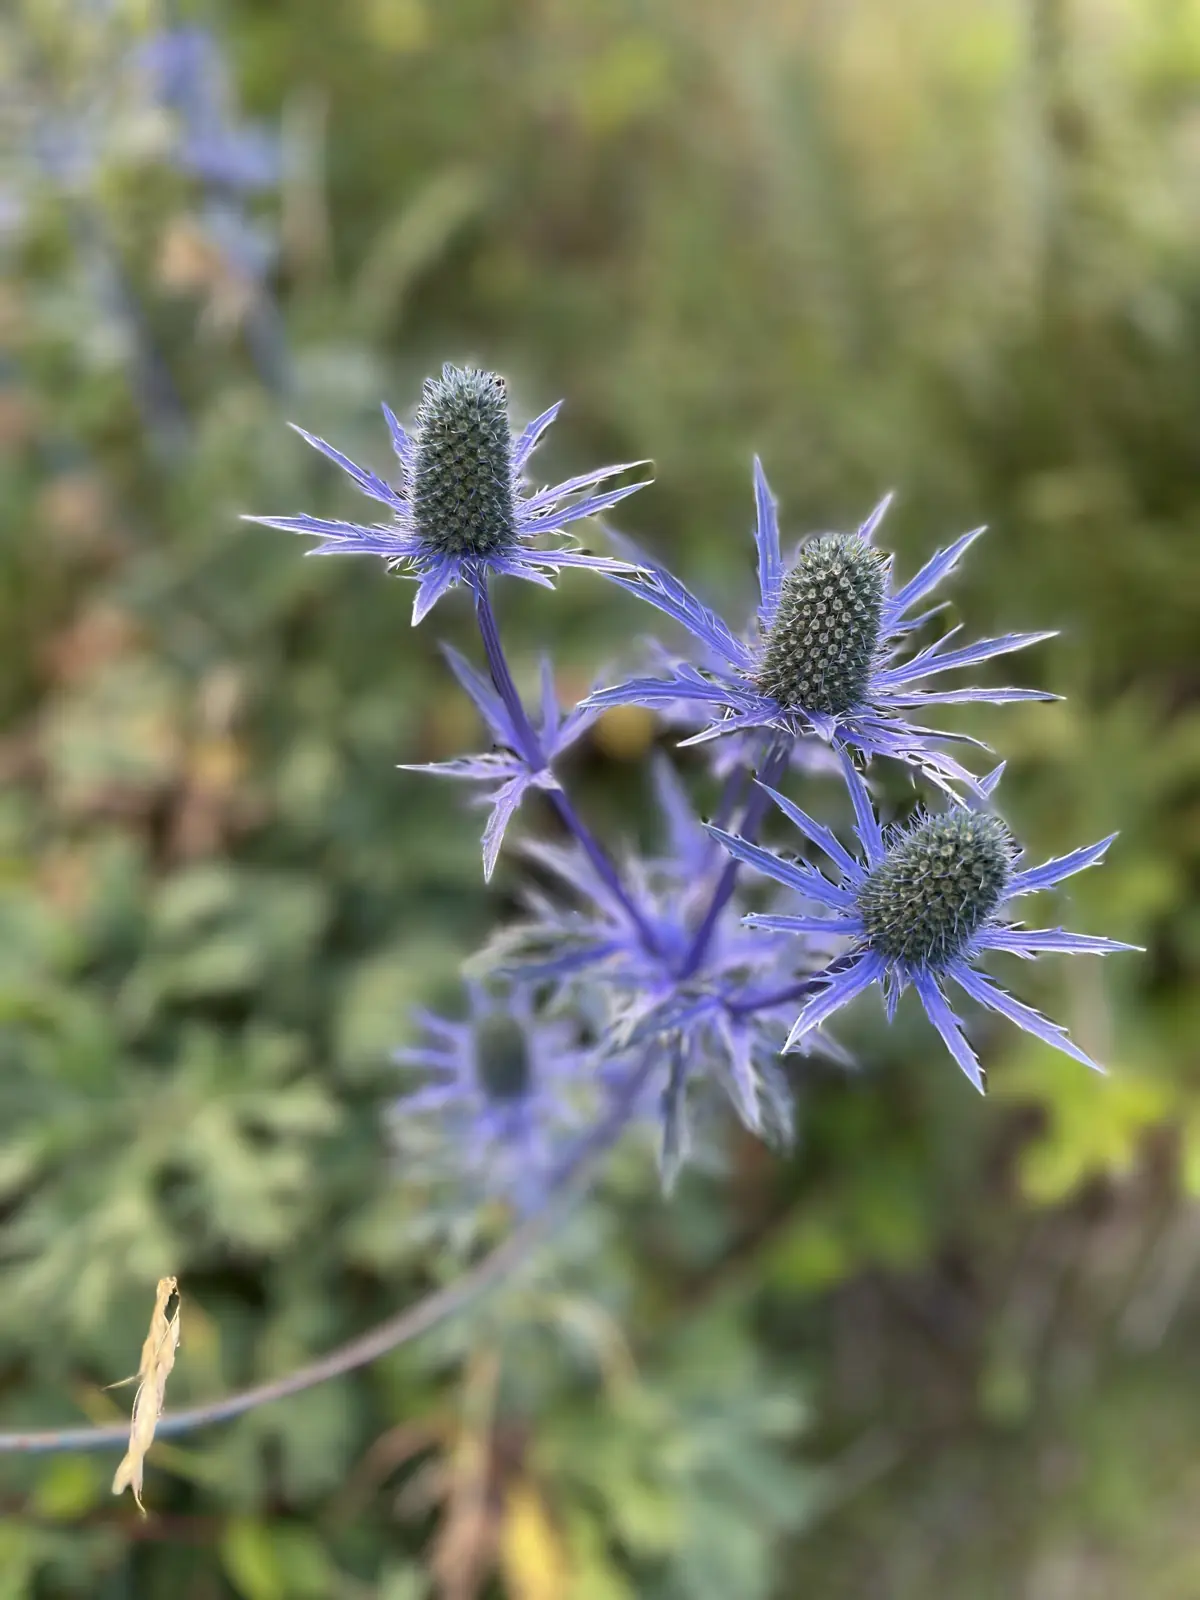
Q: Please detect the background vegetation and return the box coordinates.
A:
[1,0,1196,1593]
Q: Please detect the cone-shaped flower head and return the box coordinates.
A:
[472,1012,533,1101]
[246,363,649,623]
[755,535,889,718]
[587,461,1057,791]
[706,754,1138,1091]
[410,367,517,558]
[391,982,592,1208]
[856,809,1015,968]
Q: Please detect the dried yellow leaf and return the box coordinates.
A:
[111,1276,180,1515]
[500,1480,570,1600]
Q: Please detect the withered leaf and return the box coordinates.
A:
[111,1276,180,1514]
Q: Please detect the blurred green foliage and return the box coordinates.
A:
[1,0,1198,1594]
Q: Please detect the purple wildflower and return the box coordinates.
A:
[246,365,650,624]
[709,753,1139,1090]
[391,982,592,1210]
[587,460,1055,791]
[481,760,847,1169]
[137,27,280,193]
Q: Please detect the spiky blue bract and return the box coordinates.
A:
[245,364,651,624]
[401,651,599,881]
[708,752,1138,1092]
[587,459,1057,790]
[391,982,592,1211]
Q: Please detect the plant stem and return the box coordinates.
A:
[472,575,660,953]
[679,734,789,978]
[726,954,860,1018]
[0,1052,658,1455]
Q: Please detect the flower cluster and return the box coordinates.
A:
[256,365,1136,1201]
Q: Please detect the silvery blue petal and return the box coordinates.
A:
[881,630,1057,688]
[288,424,403,508]
[706,825,852,904]
[412,561,461,625]
[743,913,864,936]
[977,927,1140,957]
[1007,834,1118,897]
[482,776,531,881]
[753,457,784,627]
[913,970,984,1093]
[521,461,648,516]
[783,952,886,1049]
[381,402,413,469]
[949,964,1104,1073]
[441,644,512,744]
[758,783,864,881]
[835,749,886,867]
[887,525,987,619]
[511,400,564,472]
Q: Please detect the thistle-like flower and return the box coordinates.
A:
[246,365,650,623]
[708,755,1138,1089]
[391,982,591,1208]
[588,460,1055,789]
[481,761,846,1169]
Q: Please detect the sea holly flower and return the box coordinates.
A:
[246,365,650,624]
[478,760,847,1169]
[708,755,1139,1090]
[401,648,600,881]
[588,460,1056,790]
[391,982,593,1209]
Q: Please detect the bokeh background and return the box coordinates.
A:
[1,0,1197,1594]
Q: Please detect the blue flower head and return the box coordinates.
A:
[481,759,848,1180]
[589,461,1056,790]
[709,755,1139,1090]
[247,365,650,623]
[391,982,592,1210]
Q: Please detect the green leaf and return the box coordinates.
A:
[220,1518,286,1600]
[29,1456,106,1520]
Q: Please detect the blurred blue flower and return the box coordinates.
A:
[709,753,1138,1090]
[391,982,593,1209]
[247,365,650,623]
[587,460,1055,792]
[402,649,599,881]
[137,27,280,193]
[483,759,847,1170]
